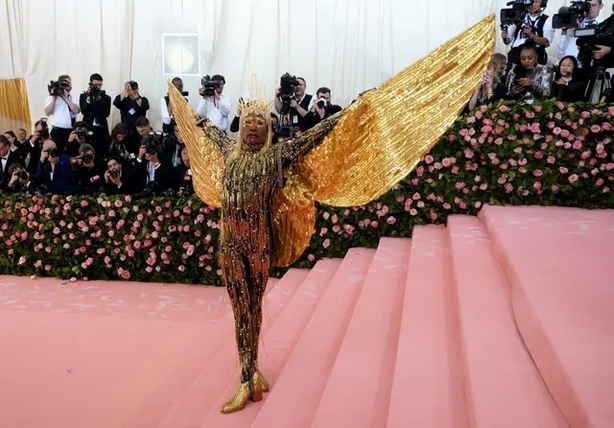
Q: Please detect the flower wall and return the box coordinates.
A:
[1,100,613,285]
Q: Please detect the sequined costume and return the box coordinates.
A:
[169,15,495,414]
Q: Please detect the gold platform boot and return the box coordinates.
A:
[220,378,263,414]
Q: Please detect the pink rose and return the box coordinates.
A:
[114,200,122,208]
[533,170,543,177]
[499,105,509,112]
[504,183,514,193]
[569,174,579,183]
[308,254,316,262]
[323,238,331,248]
[387,216,396,225]
[547,156,555,164]
[424,155,434,164]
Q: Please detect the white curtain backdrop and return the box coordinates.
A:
[1,0,612,132]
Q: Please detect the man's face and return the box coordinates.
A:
[295,79,306,97]
[588,0,603,19]
[137,125,151,137]
[528,0,542,14]
[316,92,331,104]
[17,130,27,141]
[107,159,120,171]
[181,146,190,167]
[173,79,183,92]
[241,113,269,150]
[0,142,9,157]
[43,140,59,161]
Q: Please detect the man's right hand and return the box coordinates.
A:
[501,29,508,40]
[9,172,19,186]
[40,150,49,162]
[138,145,147,159]
[104,170,111,183]
[30,130,40,143]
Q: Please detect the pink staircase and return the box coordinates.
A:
[1,205,613,427]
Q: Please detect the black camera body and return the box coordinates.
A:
[142,131,164,155]
[129,81,139,90]
[576,13,614,69]
[81,153,94,164]
[109,169,120,179]
[279,73,299,104]
[18,171,29,181]
[88,83,106,99]
[553,2,592,29]
[48,79,70,96]
[47,147,59,158]
[500,0,533,29]
[40,118,50,140]
[201,75,219,97]
[76,129,93,141]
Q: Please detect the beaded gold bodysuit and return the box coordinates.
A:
[169,15,494,414]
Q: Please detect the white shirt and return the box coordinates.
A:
[196,94,231,131]
[44,94,76,129]
[161,97,172,126]
[1,155,8,172]
[557,17,603,60]
[508,12,555,49]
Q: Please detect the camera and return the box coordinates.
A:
[500,0,532,29]
[109,169,120,179]
[88,83,106,99]
[39,118,50,140]
[317,97,328,109]
[553,2,592,29]
[576,14,614,69]
[81,153,94,164]
[47,147,59,158]
[279,73,299,110]
[76,129,93,141]
[18,171,29,181]
[142,131,163,155]
[201,75,219,97]
[48,79,70,96]
[129,81,139,90]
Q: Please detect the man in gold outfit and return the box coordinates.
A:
[169,15,495,414]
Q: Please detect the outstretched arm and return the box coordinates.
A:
[278,110,343,164]
[195,114,235,157]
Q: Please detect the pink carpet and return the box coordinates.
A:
[0,205,611,427]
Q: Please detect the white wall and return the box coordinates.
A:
[0,0,612,132]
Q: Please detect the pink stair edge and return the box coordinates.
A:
[248,248,376,428]
[387,225,468,428]
[310,237,412,428]
[447,215,567,427]
[479,205,614,428]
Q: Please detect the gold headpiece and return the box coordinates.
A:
[238,75,273,117]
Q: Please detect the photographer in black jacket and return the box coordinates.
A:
[79,73,111,152]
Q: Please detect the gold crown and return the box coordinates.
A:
[238,75,272,116]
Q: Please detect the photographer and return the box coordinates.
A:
[65,121,93,157]
[176,145,194,198]
[0,135,22,189]
[102,157,136,195]
[301,87,342,131]
[72,144,104,195]
[113,80,150,134]
[36,139,74,194]
[161,77,187,134]
[134,134,173,195]
[505,43,553,102]
[274,75,312,131]
[106,123,133,163]
[79,73,111,151]
[196,74,231,132]
[20,120,47,176]
[44,74,81,153]
[5,162,41,194]
[501,0,554,68]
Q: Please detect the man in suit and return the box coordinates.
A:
[36,139,74,194]
[101,156,137,195]
[0,135,22,190]
[79,73,111,153]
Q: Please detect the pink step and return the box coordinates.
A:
[150,269,308,428]
[250,248,376,428]
[479,205,614,427]
[387,225,467,428]
[310,238,412,428]
[447,215,567,427]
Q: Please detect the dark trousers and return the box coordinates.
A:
[50,127,73,154]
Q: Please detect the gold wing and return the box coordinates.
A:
[298,14,495,206]
[271,14,495,266]
[168,84,233,207]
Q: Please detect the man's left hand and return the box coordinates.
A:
[593,45,612,60]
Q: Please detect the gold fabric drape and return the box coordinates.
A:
[0,78,32,133]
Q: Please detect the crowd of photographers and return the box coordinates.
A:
[472,0,614,110]
[1,71,341,198]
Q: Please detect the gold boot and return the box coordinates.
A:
[253,370,270,393]
[220,380,263,414]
